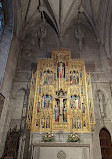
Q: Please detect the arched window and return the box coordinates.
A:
[0,1,4,35]
[99,128,112,159]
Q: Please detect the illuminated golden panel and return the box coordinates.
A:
[26,49,95,133]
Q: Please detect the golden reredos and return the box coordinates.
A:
[27,48,95,133]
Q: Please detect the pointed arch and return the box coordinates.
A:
[99,127,112,159]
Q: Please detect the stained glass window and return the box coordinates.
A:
[0,1,4,35]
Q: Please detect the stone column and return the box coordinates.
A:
[0,97,10,157]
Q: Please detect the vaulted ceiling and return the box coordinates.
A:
[21,0,100,35]
[15,0,112,57]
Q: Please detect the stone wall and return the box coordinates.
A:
[8,22,112,159]
[0,37,20,157]
[0,12,112,159]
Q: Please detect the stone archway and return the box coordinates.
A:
[99,128,112,159]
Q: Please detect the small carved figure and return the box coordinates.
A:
[38,25,47,49]
[98,91,104,117]
[41,117,45,128]
[63,104,67,122]
[75,26,84,50]
[84,121,86,127]
[54,73,56,81]
[77,117,81,129]
[81,85,83,94]
[55,105,59,122]
[41,96,44,108]
[58,63,64,78]
[75,98,78,109]
[70,96,73,108]
[78,96,81,109]
[40,69,42,78]
[72,117,76,129]
[66,73,68,81]
[39,87,41,94]
[82,103,85,113]
[36,119,39,126]
[37,102,40,113]
[80,71,82,78]
[46,116,50,128]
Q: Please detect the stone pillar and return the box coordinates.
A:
[0,97,10,157]
[99,45,110,72]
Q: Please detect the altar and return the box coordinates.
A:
[26,48,95,159]
[33,144,90,159]
[30,132,92,159]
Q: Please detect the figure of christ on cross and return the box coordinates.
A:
[60,98,64,115]
[55,98,64,122]
[56,97,67,116]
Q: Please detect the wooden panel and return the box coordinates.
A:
[99,128,112,159]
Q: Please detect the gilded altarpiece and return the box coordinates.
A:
[27,49,95,133]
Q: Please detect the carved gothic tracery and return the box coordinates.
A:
[57,150,66,159]
[26,48,95,133]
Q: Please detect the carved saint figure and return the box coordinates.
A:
[66,73,69,81]
[70,96,73,108]
[63,104,67,122]
[37,102,40,113]
[54,73,56,81]
[46,99,49,108]
[41,95,44,108]
[49,95,52,107]
[80,71,82,78]
[78,96,81,109]
[75,26,84,50]
[36,119,39,126]
[39,87,41,94]
[38,25,47,49]
[77,116,81,129]
[58,63,64,78]
[81,85,83,94]
[75,97,78,109]
[72,117,76,129]
[55,105,59,122]
[44,96,46,108]
[82,103,85,113]
[84,121,86,127]
[41,117,45,128]
[50,72,53,84]
[98,91,104,117]
[76,71,79,84]
[46,116,50,128]
[70,70,79,85]
[71,95,81,109]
